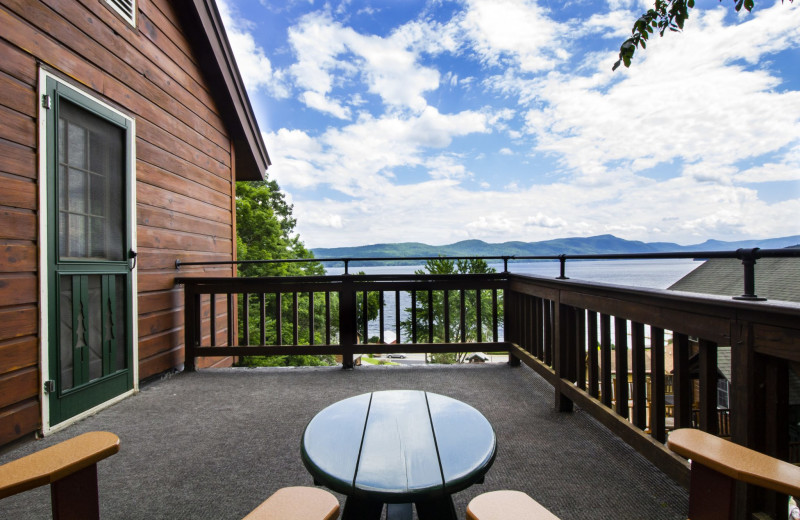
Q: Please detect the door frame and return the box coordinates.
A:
[38,68,139,435]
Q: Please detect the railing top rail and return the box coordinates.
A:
[175,247,799,269]
[175,272,509,286]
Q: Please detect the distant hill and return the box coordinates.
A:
[311,234,800,265]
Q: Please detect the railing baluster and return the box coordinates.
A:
[698,339,718,434]
[600,313,612,407]
[543,300,553,366]
[476,289,482,343]
[530,296,537,356]
[243,293,250,346]
[395,291,401,344]
[325,291,331,345]
[210,293,217,347]
[411,290,417,343]
[309,292,315,346]
[650,327,666,443]
[259,293,265,346]
[587,311,599,398]
[673,332,692,429]
[631,321,646,429]
[227,293,235,347]
[576,309,586,391]
[533,297,543,360]
[293,292,299,346]
[459,289,466,342]
[361,290,368,344]
[427,290,434,343]
[379,290,384,344]
[444,290,450,343]
[614,317,629,419]
[492,289,498,342]
[276,293,282,346]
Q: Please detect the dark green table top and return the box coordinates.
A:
[301,390,496,503]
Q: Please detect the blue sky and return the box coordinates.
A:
[218,0,800,248]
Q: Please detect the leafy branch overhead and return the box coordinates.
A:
[613,0,793,70]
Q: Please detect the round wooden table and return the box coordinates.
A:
[301,390,497,520]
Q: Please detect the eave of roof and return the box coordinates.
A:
[183,0,270,181]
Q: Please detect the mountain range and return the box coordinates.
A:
[311,234,800,265]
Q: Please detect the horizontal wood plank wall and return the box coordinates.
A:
[0,0,238,445]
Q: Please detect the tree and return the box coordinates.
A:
[400,258,503,364]
[236,179,323,278]
[235,179,382,366]
[236,177,329,366]
[613,0,794,70]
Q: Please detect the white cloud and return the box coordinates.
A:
[267,107,496,196]
[525,213,567,229]
[581,10,635,39]
[300,91,351,119]
[516,4,800,183]
[286,11,448,115]
[243,0,800,249]
[460,0,570,72]
[736,147,800,183]
[217,0,288,97]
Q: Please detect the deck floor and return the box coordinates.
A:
[0,363,688,519]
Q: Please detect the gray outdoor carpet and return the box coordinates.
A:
[0,363,688,519]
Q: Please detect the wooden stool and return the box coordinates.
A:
[0,431,120,520]
[243,486,340,520]
[668,428,800,519]
[467,490,560,520]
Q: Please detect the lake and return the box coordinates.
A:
[325,259,703,342]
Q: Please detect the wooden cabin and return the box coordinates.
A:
[0,0,269,447]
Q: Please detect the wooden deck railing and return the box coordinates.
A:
[177,269,800,517]
[176,273,507,369]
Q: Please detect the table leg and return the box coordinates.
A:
[415,496,458,520]
[386,503,413,520]
[342,496,384,520]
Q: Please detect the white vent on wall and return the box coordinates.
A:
[105,0,136,27]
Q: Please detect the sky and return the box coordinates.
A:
[217,0,800,249]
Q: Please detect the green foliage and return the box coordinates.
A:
[236,177,329,366]
[236,179,323,277]
[240,354,335,367]
[613,0,792,70]
[400,258,503,364]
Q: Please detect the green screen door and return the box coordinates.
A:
[45,79,134,426]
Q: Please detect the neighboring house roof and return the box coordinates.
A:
[668,247,800,303]
[183,0,270,181]
[680,346,731,381]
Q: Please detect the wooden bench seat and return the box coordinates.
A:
[667,428,800,519]
[466,490,560,520]
[0,431,120,520]
[242,486,340,520]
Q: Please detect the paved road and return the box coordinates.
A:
[369,353,510,365]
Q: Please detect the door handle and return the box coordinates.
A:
[129,249,138,270]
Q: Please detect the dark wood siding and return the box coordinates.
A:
[0,0,240,446]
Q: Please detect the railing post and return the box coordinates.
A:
[556,255,569,280]
[733,248,766,301]
[673,333,693,429]
[183,283,198,372]
[505,286,520,366]
[731,319,764,518]
[698,339,718,434]
[554,300,574,412]
[339,277,356,369]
